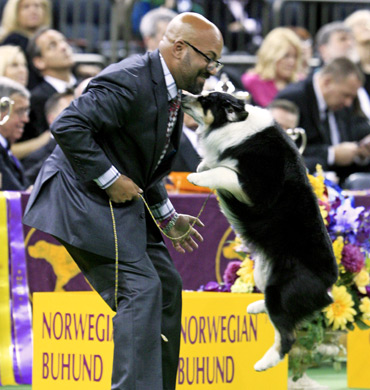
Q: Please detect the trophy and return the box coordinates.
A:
[286,127,307,154]
[0,97,13,125]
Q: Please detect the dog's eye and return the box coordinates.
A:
[226,107,234,114]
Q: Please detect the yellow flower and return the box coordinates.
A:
[332,236,344,266]
[354,269,370,294]
[359,297,370,320]
[307,165,326,200]
[319,204,329,225]
[237,258,254,285]
[323,285,356,330]
[230,277,254,293]
[223,236,245,260]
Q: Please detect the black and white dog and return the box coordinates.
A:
[182,91,338,372]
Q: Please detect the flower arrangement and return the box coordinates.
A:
[199,166,370,379]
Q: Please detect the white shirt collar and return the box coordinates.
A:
[44,74,77,93]
[0,133,9,149]
[159,53,180,101]
[313,72,328,120]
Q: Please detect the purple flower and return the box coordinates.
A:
[202,281,221,292]
[333,199,364,234]
[341,244,365,273]
[223,261,242,285]
[366,285,370,298]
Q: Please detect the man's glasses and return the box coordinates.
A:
[183,41,223,73]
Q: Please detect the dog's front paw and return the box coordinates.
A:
[187,173,202,187]
[247,300,266,314]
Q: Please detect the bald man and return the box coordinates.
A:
[23,13,223,390]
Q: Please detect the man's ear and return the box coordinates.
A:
[32,56,46,72]
[172,40,186,60]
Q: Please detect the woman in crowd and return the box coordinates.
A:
[0,45,29,86]
[241,27,303,107]
[0,0,52,89]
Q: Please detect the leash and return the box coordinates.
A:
[108,191,213,311]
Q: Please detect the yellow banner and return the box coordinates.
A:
[178,292,287,389]
[33,291,287,389]
[347,322,370,389]
[0,192,16,385]
[32,292,115,390]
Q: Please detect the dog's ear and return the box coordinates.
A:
[225,101,249,122]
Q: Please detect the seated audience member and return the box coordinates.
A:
[275,57,370,185]
[139,7,178,52]
[288,26,313,79]
[345,10,370,116]
[25,27,76,141]
[0,0,52,89]
[22,90,74,182]
[0,45,29,86]
[315,21,357,66]
[0,46,50,160]
[241,27,303,107]
[268,99,300,131]
[0,77,31,190]
[171,113,201,172]
[315,21,369,120]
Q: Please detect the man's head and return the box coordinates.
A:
[140,7,178,51]
[318,57,364,111]
[315,22,356,64]
[44,90,74,126]
[28,28,74,77]
[345,10,370,46]
[268,99,300,130]
[159,12,223,94]
[0,77,30,144]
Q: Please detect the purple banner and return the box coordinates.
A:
[7,192,33,384]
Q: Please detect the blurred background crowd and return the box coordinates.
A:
[2,0,370,191]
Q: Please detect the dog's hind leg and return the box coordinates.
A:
[253,325,295,371]
[188,167,251,203]
[253,284,296,371]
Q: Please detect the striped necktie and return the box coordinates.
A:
[155,90,181,169]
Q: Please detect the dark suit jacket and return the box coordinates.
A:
[22,81,57,141]
[171,131,201,172]
[276,75,370,182]
[0,143,29,190]
[23,50,183,260]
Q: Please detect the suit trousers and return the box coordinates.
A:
[57,213,182,390]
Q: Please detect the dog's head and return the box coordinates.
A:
[181,91,249,133]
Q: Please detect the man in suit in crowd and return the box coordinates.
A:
[24,28,76,141]
[276,57,370,184]
[268,98,300,131]
[22,90,74,183]
[0,77,31,190]
[23,12,224,390]
[315,21,357,66]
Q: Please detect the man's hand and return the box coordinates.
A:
[105,174,143,203]
[357,135,370,159]
[333,142,359,166]
[167,214,204,253]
